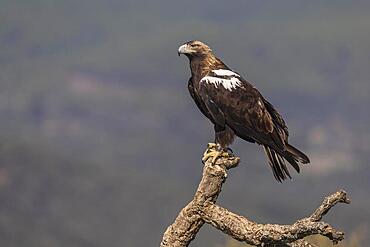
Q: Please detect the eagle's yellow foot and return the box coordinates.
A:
[207,143,218,149]
[202,143,218,157]
[202,150,224,163]
[202,144,230,164]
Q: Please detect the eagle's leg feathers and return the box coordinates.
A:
[202,143,231,164]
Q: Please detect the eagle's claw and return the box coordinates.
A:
[202,143,231,164]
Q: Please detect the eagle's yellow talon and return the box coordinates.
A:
[202,149,230,164]
[202,151,212,162]
[207,143,217,149]
[211,151,221,163]
[203,148,211,158]
[203,143,218,158]
[202,150,221,163]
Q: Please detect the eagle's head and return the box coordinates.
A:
[178,40,213,58]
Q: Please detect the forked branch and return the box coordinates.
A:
[160,153,350,247]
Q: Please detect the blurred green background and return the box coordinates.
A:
[0,0,369,246]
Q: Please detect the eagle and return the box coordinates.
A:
[178,40,310,182]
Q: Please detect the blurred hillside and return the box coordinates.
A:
[0,1,369,246]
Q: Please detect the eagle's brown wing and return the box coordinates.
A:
[198,69,307,181]
[188,77,213,121]
[262,98,289,140]
[198,70,285,149]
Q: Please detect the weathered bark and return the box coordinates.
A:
[160,153,350,247]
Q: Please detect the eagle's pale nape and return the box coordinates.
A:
[178,40,310,182]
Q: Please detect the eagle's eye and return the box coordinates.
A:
[191,43,200,48]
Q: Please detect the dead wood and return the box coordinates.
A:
[160,153,350,247]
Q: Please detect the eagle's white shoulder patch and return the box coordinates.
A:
[212,69,239,77]
[201,76,242,91]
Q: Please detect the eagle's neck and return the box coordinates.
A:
[189,54,224,83]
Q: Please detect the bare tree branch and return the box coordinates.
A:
[160,152,350,247]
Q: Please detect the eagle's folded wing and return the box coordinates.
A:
[198,69,283,146]
[198,69,298,181]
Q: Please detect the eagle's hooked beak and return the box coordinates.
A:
[178,44,189,56]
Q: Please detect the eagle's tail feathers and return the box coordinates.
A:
[285,143,310,164]
[263,145,291,182]
[282,152,300,173]
[276,152,290,177]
